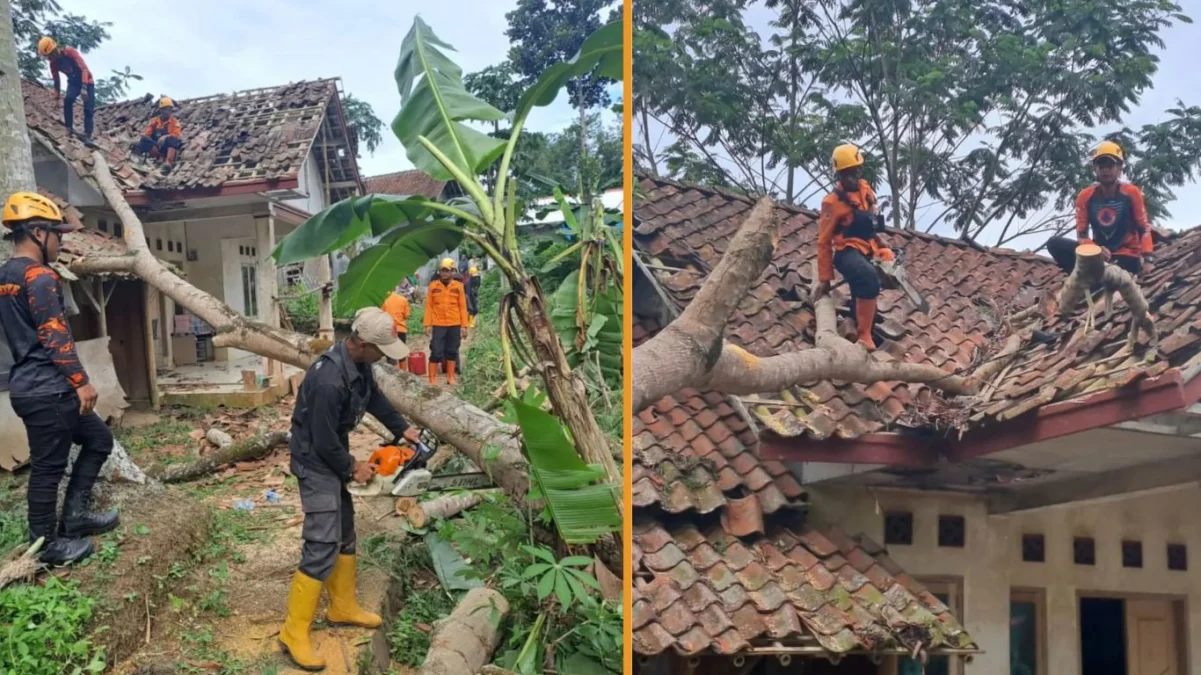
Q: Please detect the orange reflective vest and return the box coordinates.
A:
[423,279,469,328]
[816,180,894,282]
[382,292,411,334]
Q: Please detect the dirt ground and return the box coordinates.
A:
[101,399,413,675]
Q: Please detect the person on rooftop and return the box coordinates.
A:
[1046,140,1154,278]
[813,143,894,351]
[133,97,184,174]
[37,37,95,143]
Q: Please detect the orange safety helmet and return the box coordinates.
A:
[1091,140,1124,163]
[1,192,78,232]
[367,445,416,477]
[37,37,56,56]
[831,143,865,172]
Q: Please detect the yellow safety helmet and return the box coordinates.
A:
[1091,140,1124,163]
[158,96,176,109]
[2,192,77,231]
[832,144,865,172]
[37,37,56,56]
[469,266,479,276]
[439,257,455,270]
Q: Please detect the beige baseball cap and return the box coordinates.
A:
[352,307,410,360]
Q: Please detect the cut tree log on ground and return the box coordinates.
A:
[205,428,233,450]
[147,432,289,483]
[394,490,501,528]
[631,197,979,413]
[421,587,509,675]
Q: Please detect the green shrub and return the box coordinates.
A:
[282,284,320,335]
[0,578,106,674]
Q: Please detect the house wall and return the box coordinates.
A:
[806,484,1201,674]
[285,152,327,216]
[31,145,105,207]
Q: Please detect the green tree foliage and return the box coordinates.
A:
[636,0,1200,245]
[12,0,142,104]
[505,0,613,111]
[341,93,384,157]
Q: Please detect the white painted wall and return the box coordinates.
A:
[806,485,1201,675]
[32,153,105,207]
[284,152,327,216]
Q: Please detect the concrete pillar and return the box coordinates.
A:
[255,213,282,380]
[317,253,334,341]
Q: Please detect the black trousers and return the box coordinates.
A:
[134,134,182,156]
[834,248,881,300]
[429,325,462,364]
[11,391,113,539]
[1046,236,1141,277]
[293,458,355,581]
[64,81,95,136]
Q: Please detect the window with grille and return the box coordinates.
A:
[1122,540,1143,568]
[241,265,258,317]
[1074,537,1095,565]
[1168,544,1187,571]
[1022,534,1045,562]
[884,512,913,545]
[938,515,965,548]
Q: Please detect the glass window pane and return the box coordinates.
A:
[1010,601,1037,675]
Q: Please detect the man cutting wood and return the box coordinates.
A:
[278,307,421,671]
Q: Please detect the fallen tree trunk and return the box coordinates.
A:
[148,432,289,483]
[395,490,501,528]
[72,152,531,509]
[1058,243,1157,351]
[421,587,510,675]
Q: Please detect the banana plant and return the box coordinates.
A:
[273,18,623,501]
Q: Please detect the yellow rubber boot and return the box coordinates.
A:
[278,571,326,671]
[325,554,381,628]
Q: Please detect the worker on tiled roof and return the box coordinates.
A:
[37,37,95,143]
[1046,141,1154,278]
[814,144,895,350]
[381,286,412,371]
[423,258,470,386]
[0,192,119,567]
[133,97,184,174]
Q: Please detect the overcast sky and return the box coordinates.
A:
[56,0,616,178]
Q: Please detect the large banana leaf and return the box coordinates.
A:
[273,194,447,265]
[510,400,620,545]
[512,20,623,129]
[394,18,507,181]
[333,221,462,316]
[551,271,622,383]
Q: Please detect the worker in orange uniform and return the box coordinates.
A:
[813,144,895,350]
[37,37,95,143]
[423,258,469,385]
[381,287,412,371]
[133,97,184,174]
[1046,141,1154,278]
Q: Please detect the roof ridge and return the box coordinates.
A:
[364,169,438,180]
[95,78,340,110]
[636,171,1060,266]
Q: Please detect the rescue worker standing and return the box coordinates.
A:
[0,192,118,566]
[37,37,95,142]
[423,258,469,386]
[134,97,184,174]
[280,307,421,671]
[1046,141,1154,277]
[465,265,481,329]
[381,287,412,371]
[814,144,894,350]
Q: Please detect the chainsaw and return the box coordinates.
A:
[870,197,931,314]
[347,429,492,498]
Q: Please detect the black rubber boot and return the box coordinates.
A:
[30,525,93,567]
[59,489,119,539]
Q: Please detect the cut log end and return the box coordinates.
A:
[420,587,510,675]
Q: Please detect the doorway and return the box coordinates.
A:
[1079,596,1180,675]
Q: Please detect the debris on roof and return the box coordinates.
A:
[34,189,131,278]
[22,79,359,200]
[633,174,1201,442]
[364,170,447,199]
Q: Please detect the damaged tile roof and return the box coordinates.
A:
[632,316,976,657]
[633,174,1200,442]
[36,189,130,277]
[23,78,358,199]
[364,170,447,199]
[632,519,976,656]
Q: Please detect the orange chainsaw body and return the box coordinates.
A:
[368,445,416,477]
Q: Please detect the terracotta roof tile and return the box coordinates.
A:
[24,79,356,200]
[364,170,446,198]
[633,521,977,656]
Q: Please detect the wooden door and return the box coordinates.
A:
[1125,599,1178,675]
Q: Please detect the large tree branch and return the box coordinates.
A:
[632,197,977,413]
[82,151,534,508]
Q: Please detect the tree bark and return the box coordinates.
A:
[147,431,289,483]
[420,587,510,675]
[77,151,535,509]
[396,490,499,528]
[631,197,977,413]
[0,0,35,258]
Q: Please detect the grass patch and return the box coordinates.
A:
[116,416,197,465]
[0,577,107,674]
[388,587,457,667]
